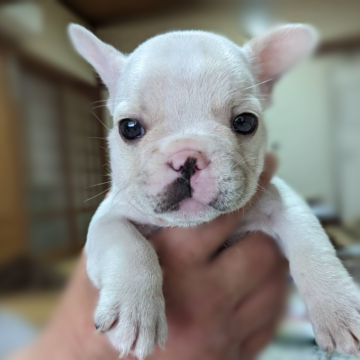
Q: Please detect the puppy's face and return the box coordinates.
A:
[69,25,318,226]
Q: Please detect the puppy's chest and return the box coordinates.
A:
[135,222,246,248]
[133,210,274,247]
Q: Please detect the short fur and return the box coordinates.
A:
[69,24,360,359]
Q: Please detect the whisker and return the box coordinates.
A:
[257,184,279,203]
[92,104,111,110]
[84,188,110,203]
[86,181,111,189]
[111,188,121,210]
[91,109,110,131]
[91,99,109,105]
[243,78,275,91]
[91,98,122,106]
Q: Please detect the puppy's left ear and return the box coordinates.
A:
[244,24,319,106]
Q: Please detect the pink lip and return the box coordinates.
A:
[178,198,209,212]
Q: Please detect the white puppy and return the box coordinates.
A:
[69,24,360,359]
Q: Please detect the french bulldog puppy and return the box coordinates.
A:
[69,24,360,359]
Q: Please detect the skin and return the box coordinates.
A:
[10,154,288,360]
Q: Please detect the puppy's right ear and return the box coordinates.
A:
[68,24,126,107]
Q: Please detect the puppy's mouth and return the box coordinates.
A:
[150,158,249,216]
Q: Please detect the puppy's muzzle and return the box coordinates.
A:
[153,150,210,214]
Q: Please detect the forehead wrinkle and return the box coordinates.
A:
[131,60,251,121]
[118,31,256,125]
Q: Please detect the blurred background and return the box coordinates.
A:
[0,0,359,359]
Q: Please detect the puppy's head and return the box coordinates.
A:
[69,24,318,226]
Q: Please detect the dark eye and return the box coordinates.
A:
[119,119,145,140]
[232,113,258,135]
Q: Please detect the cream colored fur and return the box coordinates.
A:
[68,24,360,359]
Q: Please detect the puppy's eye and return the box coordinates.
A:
[232,113,258,135]
[119,119,145,140]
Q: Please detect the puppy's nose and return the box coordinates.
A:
[169,150,209,175]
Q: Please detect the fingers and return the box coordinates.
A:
[150,153,278,266]
[261,153,278,188]
[233,253,288,359]
[150,214,251,267]
[213,233,284,305]
[232,259,288,338]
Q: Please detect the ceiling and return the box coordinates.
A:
[59,0,200,27]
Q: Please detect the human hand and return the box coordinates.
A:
[10,154,287,360]
[144,153,287,360]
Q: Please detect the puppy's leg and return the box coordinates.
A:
[240,177,360,356]
[86,194,167,360]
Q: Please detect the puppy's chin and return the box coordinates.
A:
[148,182,256,227]
[178,198,210,212]
[156,200,221,227]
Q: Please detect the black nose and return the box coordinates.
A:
[180,157,197,181]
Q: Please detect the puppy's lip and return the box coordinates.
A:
[177,198,209,212]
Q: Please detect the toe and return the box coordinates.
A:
[155,313,168,348]
[132,319,157,360]
[325,347,333,358]
[108,312,138,357]
[314,326,334,348]
[94,290,119,333]
[336,329,359,356]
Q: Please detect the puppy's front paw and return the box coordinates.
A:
[310,290,360,356]
[94,273,167,360]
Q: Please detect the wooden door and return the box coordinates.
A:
[0,49,26,264]
[0,44,108,263]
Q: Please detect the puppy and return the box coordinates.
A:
[69,24,360,359]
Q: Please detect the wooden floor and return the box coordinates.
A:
[0,256,78,327]
[0,291,61,327]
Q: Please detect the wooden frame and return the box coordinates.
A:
[317,35,360,56]
[0,43,28,265]
[0,37,108,263]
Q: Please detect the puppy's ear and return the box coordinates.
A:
[244,24,319,105]
[68,24,126,112]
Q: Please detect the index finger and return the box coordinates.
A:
[150,153,278,265]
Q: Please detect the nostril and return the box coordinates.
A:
[169,162,182,172]
[169,151,209,173]
[195,160,208,171]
